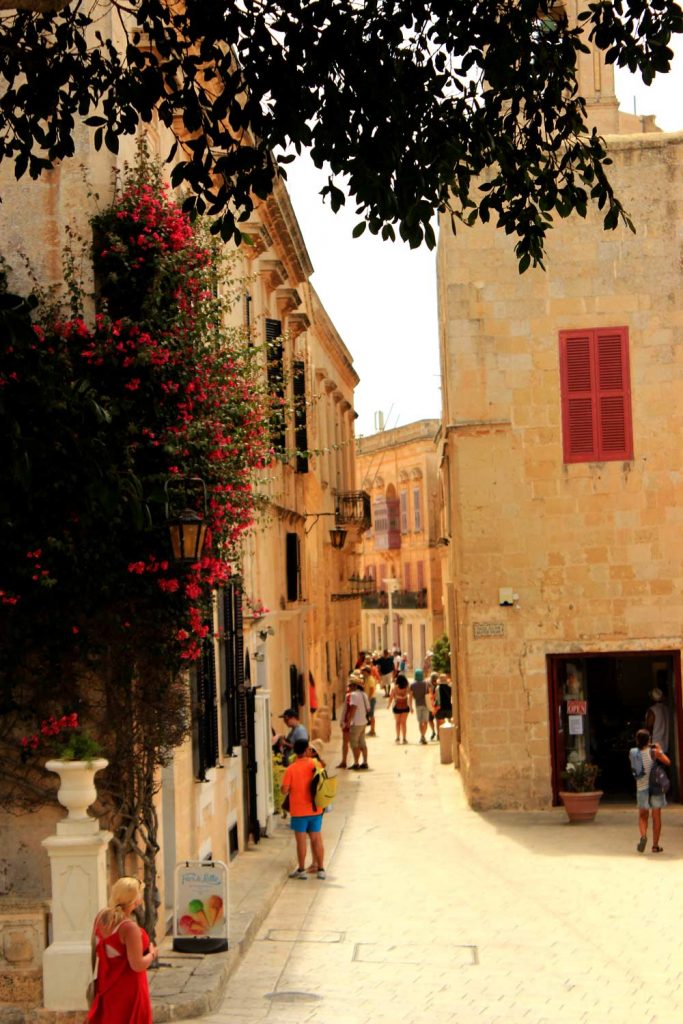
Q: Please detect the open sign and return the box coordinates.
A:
[567,700,587,715]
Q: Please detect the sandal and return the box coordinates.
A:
[652,845,664,853]
[637,835,647,853]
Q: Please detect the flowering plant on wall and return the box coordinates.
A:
[0,149,270,927]
[0,152,270,669]
[245,596,270,620]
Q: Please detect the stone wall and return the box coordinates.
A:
[0,899,49,1008]
[438,132,683,808]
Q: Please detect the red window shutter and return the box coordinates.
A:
[595,328,633,459]
[560,331,597,461]
[559,327,633,463]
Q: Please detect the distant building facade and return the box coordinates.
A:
[356,420,445,670]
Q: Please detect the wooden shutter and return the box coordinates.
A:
[266,318,285,453]
[595,328,632,459]
[293,359,308,473]
[559,327,632,463]
[221,581,245,755]
[285,532,300,602]
[193,634,218,781]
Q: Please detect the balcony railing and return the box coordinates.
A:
[361,589,428,610]
[335,491,371,532]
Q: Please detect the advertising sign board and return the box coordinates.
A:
[173,860,228,953]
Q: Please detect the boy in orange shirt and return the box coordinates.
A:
[281,738,326,880]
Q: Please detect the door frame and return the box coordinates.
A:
[547,649,682,805]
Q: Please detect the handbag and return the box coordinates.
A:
[649,757,670,796]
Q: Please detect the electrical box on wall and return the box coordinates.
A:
[498,588,517,607]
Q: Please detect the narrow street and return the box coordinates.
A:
[186,705,683,1024]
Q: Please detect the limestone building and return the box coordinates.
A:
[0,115,366,1005]
[437,25,683,808]
[356,421,445,670]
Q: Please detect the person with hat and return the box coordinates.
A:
[281,738,326,880]
[646,687,671,753]
[344,674,371,770]
[277,708,308,755]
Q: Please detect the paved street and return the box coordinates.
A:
[185,705,683,1024]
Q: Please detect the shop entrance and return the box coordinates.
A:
[548,652,681,804]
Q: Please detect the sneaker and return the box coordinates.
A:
[402,738,408,744]
[350,763,360,770]
[420,736,427,745]
[395,738,400,744]
[289,868,308,880]
[430,734,437,741]
[357,763,369,770]
[637,835,647,853]
[317,869,327,880]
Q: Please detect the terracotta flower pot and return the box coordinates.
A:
[559,789,604,823]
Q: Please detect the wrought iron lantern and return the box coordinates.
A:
[165,478,208,564]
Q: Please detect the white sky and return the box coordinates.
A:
[284,52,683,439]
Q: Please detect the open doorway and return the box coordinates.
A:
[548,652,681,804]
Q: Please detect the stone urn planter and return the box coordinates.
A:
[46,758,109,822]
[559,789,603,823]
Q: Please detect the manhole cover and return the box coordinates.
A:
[264,991,323,1003]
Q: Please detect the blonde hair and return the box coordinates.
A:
[99,876,144,933]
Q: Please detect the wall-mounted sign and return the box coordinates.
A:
[473,621,506,639]
[173,860,228,953]
[567,700,587,715]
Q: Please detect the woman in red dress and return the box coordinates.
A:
[86,876,158,1024]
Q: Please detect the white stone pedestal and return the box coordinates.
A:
[42,760,112,1011]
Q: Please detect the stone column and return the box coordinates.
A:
[42,760,112,1011]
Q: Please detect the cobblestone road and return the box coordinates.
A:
[184,705,683,1024]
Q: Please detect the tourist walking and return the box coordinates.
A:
[433,674,453,735]
[362,661,378,736]
[345,675,370,770]
[281,738,326,879]
[377,649,395,696]
[427,671,438,740]
[389,672,413,744]
[629,728,671,854]
[86,876,158,1024]
[336,679,353,769]
[410,668,430,744]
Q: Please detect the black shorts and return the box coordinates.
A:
[393,707,409,715]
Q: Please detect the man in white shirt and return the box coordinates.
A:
[646,687,671,753]
[344,675,370,770]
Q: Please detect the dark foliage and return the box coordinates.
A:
[0,1,681,266]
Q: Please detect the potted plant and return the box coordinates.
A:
[559,759,603,822]
[21,713,107,822]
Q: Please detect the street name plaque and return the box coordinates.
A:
[473,621,506,639]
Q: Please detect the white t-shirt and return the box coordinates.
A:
[348,690,370,726]
[648,703,670,752]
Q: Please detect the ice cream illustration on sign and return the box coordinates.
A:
[178,895,224,935]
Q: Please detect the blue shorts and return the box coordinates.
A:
[636,789,667,810]
[290,813,323,833]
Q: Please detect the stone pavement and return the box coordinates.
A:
[148,814,295,1023]
[174,703,683,1024]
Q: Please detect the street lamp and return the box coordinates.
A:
[382,577,399,649]
[165,478,208,564]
